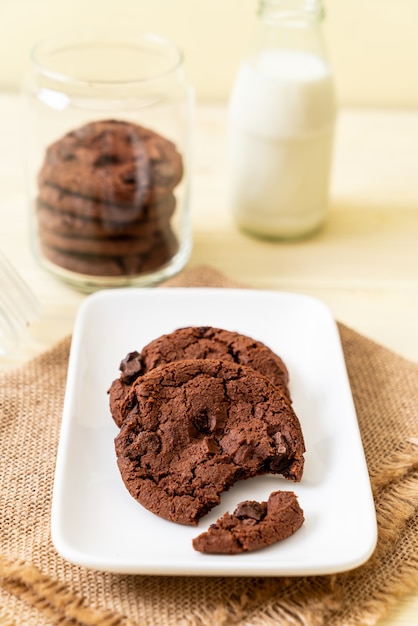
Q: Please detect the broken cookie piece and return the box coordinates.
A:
[192,491,304,554]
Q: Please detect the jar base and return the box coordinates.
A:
[37,240,192,294]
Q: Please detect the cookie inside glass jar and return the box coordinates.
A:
[36,119,184,284]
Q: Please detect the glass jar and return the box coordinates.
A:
[22,30,194,292]
[227,0,336,240]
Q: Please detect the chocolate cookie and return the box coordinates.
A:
[114,359,305,525]
[37,185,176,225]
[192,491,304,554]
[38,222,175,256]
[38,119,183,206]
[109,326,290,427]
[36,203,169,239]
[40,231,178,277]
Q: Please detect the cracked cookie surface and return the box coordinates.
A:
[109,325,291,428]
[114,359,304,525]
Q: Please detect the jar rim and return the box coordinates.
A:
[30,29,184,86]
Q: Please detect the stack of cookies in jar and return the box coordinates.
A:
[36,119,183,279]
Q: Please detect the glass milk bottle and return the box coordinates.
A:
[227,0,336,239]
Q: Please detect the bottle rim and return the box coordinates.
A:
[30,29,184,86]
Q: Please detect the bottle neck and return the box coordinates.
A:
[258,0,325,24]
[255,0,327,59]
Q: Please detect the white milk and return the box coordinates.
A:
[227,48,336,239]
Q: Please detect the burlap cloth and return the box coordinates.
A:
[0,265,417,626]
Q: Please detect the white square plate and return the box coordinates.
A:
[51,288,377,576]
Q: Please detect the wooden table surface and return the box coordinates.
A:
[0,93,417,624]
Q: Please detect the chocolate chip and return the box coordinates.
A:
[94,153,121,167]
[119,351,143,383]
[234,500,267,521]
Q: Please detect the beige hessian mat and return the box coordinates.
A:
[0,265,417,626]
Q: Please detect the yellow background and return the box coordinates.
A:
[0,0,417,107]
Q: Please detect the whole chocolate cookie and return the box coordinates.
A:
[38,222,175,256]
[40,231,178,277]
[37,184,176,224]
[36,203,169,239]
[192,491,304,554]
[38,119,183,206]
[109,326,290,427]
[114,359,305,526]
